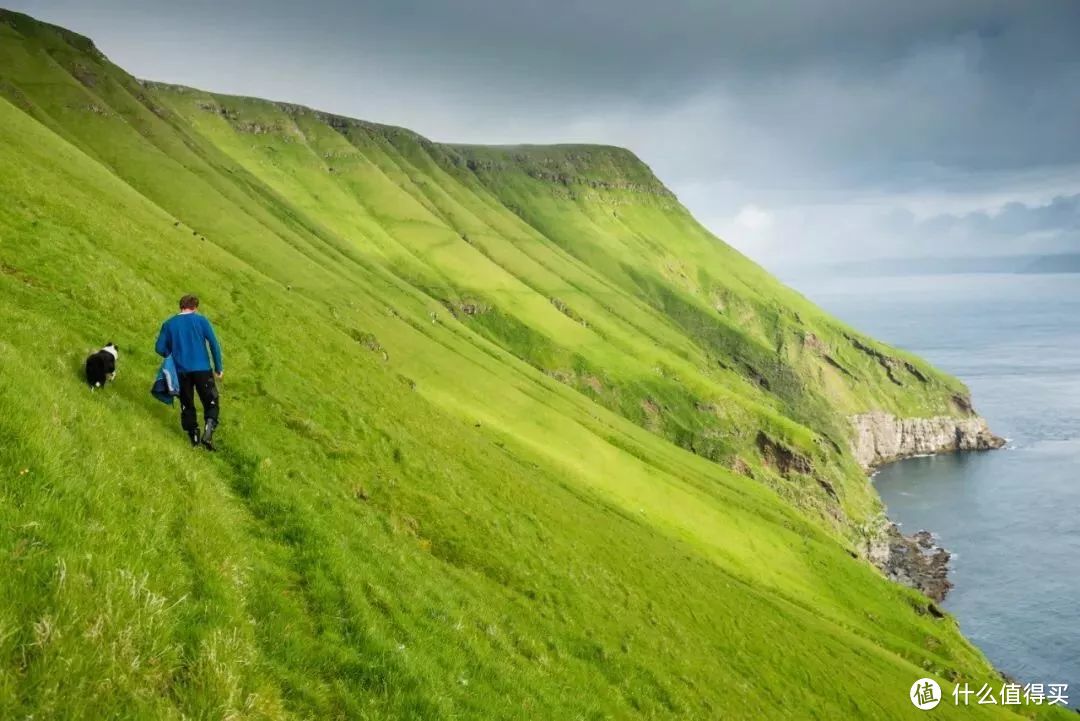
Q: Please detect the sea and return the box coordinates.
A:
[784,269,1080,693]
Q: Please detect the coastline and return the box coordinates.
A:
[794,271,1080,697]
[853,411,1006,602]
[851,410,1005,469]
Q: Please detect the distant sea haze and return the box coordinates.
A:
[815,252,1080,278]
[787,269,1080,693]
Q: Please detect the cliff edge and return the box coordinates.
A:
[852,410,1004,600]
[850,410,1005,469]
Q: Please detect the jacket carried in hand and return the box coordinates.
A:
[151,355,180,406]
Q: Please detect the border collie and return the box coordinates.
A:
[85,343,119,388]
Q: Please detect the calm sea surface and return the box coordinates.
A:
[786,271,1080,690]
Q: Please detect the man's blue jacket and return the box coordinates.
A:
[151,355,179,405]
[154,311,223,374]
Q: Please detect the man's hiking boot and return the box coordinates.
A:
[202,419,218,452]
[189,429,201,448]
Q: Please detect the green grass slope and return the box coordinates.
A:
[0,9,1058,720]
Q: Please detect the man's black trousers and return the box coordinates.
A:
[178,370,220,433]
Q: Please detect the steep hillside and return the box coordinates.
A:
[0,9,1050,720]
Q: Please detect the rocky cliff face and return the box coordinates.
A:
[865,522,953,602]
[850,411,1005,469]
[853,410,1005,601]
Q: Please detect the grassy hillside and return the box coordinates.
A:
[0,9,1058,720]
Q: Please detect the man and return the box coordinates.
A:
[155,294,223,450]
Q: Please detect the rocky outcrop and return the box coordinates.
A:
[850,411,1004,469]
[866,522,952,602]
[854,410,1005,601]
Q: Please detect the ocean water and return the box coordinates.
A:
[787,271,1080,690]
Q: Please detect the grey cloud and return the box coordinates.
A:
[769,194,1080,262]
[12,2,1080,180]
[921,194,1080,243]
[7,0,1080,262]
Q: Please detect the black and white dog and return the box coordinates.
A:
[85,343,119,388]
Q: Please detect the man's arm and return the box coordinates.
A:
[203,317,223,375]
[155,322,170,357]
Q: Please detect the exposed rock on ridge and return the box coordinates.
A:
[850,410,1005,470]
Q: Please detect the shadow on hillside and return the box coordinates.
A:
[69,352,87,387]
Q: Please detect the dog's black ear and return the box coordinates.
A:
[107,341,115,347]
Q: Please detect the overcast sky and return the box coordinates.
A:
[9,1,1080,265]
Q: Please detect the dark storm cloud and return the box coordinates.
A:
[223,1,1080,176]
[7,0,1080,260]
